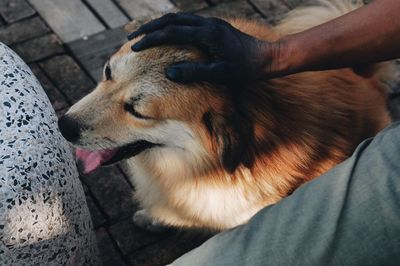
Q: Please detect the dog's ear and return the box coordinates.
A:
[203,111,255,173]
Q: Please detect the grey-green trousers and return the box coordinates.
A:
[173,122,400,266]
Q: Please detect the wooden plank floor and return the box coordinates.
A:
[28,0,106,42]
[115,0,175,20]
[67,27,127,81]
[86,0,129,29]
[1,0,399,265]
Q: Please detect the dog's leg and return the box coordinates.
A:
[133,209,166,232]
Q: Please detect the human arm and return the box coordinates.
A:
[128,0,400,83]
[281,0,400,74]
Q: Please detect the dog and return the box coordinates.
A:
[58,0,392,231]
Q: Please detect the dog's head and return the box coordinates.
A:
[58,36,255,175]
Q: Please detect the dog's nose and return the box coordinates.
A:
[58,116,82,143]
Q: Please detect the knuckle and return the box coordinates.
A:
[201,25,220,40]
[207,17,226,25]
[137,38,148,47]
[187,13,203,21]
[163,25,176,35]
[137,24,146,32]
[162,13,176,21]
[145,32,161,43]
[176,11,188,17]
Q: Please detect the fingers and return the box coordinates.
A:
[165,61,235,83]
[127,13,206,40]
[131,25,204,51]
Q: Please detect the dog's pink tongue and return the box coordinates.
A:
[76,148,117,174]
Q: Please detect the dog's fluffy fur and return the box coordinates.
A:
[65,0,392,230]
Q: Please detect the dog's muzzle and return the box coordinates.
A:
[58,115,83,143]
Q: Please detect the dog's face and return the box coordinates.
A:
[58,40,252,174]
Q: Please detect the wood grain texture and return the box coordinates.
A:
[28,0,105,42]
[0,0,35,23]
[0,16,49,45]
[39,55,95,103]
[173,0,208,12]
[67,27,127,81]
[86,0,129,28]
[115,0,174,19]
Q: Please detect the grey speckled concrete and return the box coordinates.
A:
[0,43,99,265]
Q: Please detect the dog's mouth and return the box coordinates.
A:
[76,140,158,174]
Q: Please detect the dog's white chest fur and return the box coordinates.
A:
[125,153,270,230]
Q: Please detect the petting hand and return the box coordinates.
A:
[128,13,279,84]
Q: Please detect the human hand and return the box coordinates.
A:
[128,13,278,84]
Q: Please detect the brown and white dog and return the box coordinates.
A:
[58,0,392,231]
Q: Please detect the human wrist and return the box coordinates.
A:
[265,35,305,78]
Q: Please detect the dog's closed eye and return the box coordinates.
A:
[105,62,112,80]
[124,103,150,120]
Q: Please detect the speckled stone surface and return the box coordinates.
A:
[0,43,99,265]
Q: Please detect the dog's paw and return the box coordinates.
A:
[133,209,152,227]
[133,209,166,233]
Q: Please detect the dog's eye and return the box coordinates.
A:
[105,64,112,80]
[124,103,150,119]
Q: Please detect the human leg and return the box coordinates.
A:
[172,123,400,266]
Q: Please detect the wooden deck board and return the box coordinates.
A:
[28,0,105,42]
[0,0,36,23]
[86,0,130,28]
[67,26,127,81]
[115,0,175,20]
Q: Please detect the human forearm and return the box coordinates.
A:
[128,1,400,83]
[274,0,400,75]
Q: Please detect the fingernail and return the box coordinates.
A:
[127,31,138,40]
[131,43,141,51]
[166,67,180,81]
